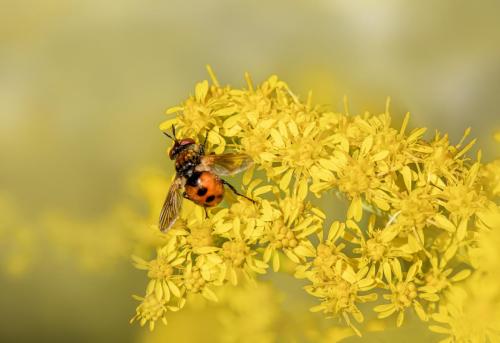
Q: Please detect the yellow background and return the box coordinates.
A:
[1,0,499,342]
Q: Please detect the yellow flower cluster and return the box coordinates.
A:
[428,210,500,342]
[43,169,169,272]
[0,168,170,276]
[132,67,500,339]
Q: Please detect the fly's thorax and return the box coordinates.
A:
[175,144,202,176]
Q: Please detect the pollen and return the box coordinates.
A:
[365,238,387,262]
[183,266,206,293]
[222,241,250,267]
[392,282,418,309]
[270,222,298,249]
[147,259,174,279]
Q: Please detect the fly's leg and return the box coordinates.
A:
[200,130,209,155]
[222,180,256,204]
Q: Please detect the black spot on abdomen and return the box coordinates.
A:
[197,187,208,196]
[206,195,215,203]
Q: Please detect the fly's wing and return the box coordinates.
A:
[200,153,253,176]
[159,176,184,232]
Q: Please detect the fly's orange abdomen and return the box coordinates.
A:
[185,171,224,207]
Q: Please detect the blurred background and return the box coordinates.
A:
[1,0,499,342]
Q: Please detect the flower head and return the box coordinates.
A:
[132,68,500,339]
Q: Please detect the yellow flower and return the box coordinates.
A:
[392,185,437,231]
[430,210,500,342]
[183,252,226,301]
[133,68,499,339]
[261,181,323,271]
[438,180,486,220]
[348,216,412,282]
[130,293,169,331]
[419,255,471,309]
[374,261,434,327]
[422,129,476,182]
[429,211,500,342]
[480,159,500,198]
[294,221,348,282]
[429,279,500,343]
[307,261,377,336]
[133,236,186,305]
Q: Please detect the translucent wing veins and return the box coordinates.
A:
[159,176,184,232]
[199,153,253,176]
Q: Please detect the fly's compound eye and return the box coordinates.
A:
[179,138,196,146]
[169,141,181,160]
[169,138,195,160]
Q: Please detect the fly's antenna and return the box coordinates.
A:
[163,125,178,142]
[163,131,174,140]
[171,125,177,140]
